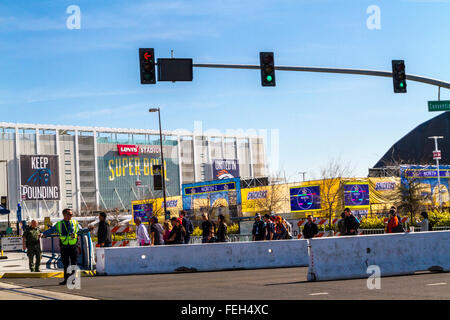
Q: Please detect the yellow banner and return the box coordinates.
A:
[131,195,182,224]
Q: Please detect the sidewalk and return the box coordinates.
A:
[0,281,96,300]
[0,251,95,279]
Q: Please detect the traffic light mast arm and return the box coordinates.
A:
[192,63,450,90]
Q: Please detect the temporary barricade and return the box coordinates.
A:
[96,239,310,275]
[307,231,450,281]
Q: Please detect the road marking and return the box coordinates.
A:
[309,292,329,296]
[427,283,447,286]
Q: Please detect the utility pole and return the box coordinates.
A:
[428,136,444,210]
[298,171,307,182]
[149,108,168,220]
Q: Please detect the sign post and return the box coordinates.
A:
[428,136,444,209]
[428,100,450,112]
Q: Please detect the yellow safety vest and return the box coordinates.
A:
[55,219,80,246]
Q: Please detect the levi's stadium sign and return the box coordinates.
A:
[117,144,161,156]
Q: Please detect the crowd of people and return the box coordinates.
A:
[133,210,231,246]
[95,206,434,248]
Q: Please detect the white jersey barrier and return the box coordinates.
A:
[307,231,450,281]
[96,239,309,275]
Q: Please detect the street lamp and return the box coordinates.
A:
[298,171,307,182]
[428,136,444,210]
[149,108,168,220]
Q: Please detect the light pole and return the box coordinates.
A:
[298,171,307,182]
[149,108,168,220]
[428,136,444,210]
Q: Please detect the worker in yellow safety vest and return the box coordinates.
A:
[54,208,80,285]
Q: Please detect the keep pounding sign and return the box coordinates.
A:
[20,155,60,200]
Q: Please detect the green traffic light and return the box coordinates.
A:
[400,82,404,88]
[266,75,273,82]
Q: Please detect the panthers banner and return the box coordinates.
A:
[20,155,60,200]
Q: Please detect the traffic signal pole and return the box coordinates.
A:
[192,63,450,89]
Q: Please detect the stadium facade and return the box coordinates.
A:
[0,122,267,221]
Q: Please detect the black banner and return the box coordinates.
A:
[153,164,162,190]
[20,155,60,200]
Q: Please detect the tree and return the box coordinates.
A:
[318,158,353,227]
[388,170,433,222]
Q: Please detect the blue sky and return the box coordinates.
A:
[1,0,449,180]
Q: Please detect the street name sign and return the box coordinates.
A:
[428,100,450,112]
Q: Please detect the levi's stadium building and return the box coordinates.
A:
[0,122,267,221]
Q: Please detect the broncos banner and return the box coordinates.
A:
[212,159,240,179]
[20,155,60,200]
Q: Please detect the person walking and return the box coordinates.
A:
[166,217,186,244]
[302,215,319,239]
[283,218,293,239]
[201,213,215,243]
[274,216,288,240]
[337,212,346,235]
[22,220,42,272]
[54,208,80,286]
[180,210,194,244]
[135,217,150,246]
[252,213,266,241]
[163,220,172,244]
[216,214,229,242]
[263,214,275,240]
[97,212,112,247]
[149,216,164,245]
[417,211,430,232]
[343,208,360,236]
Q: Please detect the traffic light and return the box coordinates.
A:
[260,52,276,87]
[392,60,407,93]
[139,48,156,84]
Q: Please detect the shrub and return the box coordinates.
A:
[359,215,385,229]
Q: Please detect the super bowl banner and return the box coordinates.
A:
[20,155,60,200]
[212,159,240,179]
[400,165,450,205]
[290,185,321,212]
[182,178,241,211]
[97,155,180,210]
[343,182,370,209]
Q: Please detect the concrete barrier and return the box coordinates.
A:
[96,239,308,275]
[307,231,450,281]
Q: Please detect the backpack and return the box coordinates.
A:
[185,218,194,235]
[391,215,404,233]
[428,220,433,231]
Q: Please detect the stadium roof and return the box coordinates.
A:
[374,111,450,168]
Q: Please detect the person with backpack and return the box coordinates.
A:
[180,210,194,244]
[390,206,405,232]
[344,208,360,236]
[337,212,346,235]
[386,210,400,233]
[149,216,164,246]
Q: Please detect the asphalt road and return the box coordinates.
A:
[1,267,449,300]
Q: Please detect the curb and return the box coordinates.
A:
[0,270,96,279]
